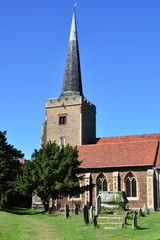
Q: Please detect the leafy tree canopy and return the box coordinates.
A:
[0,131,24,207]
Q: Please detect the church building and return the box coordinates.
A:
[39,10,160,211]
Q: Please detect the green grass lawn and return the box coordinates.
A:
[0,209,160,240]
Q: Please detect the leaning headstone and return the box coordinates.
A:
[93,216,97,227]
[74,204,79,215]
[124,211,129,224]
[90,206,93,219]
[83,205,89,224]
[138,208,142,216]
[65,204,69,219]
[95,195,101,215]
[132,212,137,229]
[142,204,148,214]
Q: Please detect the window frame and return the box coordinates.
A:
[58,114,68,125]
[125,172,137,199]
[96,173,108,195]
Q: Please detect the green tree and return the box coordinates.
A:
[17,141,88,212]
[0,131,24,207]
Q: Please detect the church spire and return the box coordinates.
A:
[60,9,83,98]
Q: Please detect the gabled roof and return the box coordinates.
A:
[78,139,159,169]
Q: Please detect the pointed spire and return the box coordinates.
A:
[69,10,77,41]
[60,9,83,98]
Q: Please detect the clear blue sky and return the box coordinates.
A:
[0,0,160,160]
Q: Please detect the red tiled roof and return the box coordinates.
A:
[78,140,159,168]
[89,133,160,145]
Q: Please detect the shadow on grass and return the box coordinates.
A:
[124,223,149,231]
[0,208,45,215]
[137,227,149,230]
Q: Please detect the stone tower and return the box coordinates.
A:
[40,10,96,147]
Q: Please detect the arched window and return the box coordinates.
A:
[125,172,137,197]
[97,173,108,194]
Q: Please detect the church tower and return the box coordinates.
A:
[40,9,96,147]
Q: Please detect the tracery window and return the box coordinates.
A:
[125,172,137,197]
[97,173,108,194]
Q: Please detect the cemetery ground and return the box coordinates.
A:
[0,209,160,240]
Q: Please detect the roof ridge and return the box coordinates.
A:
[96,133,160,139]
[78,140,158,148]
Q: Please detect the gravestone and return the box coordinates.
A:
[65,204,69,219]
[56,199,61,211]
[132,212,137,229]
[138,208,142,216]
[93,216,97,227]
[95,195,101,215]
[99,191,128,209]
[74,204,79,215]
[86,201,90,210]
[124,211,129,224]
[142,204,148,214]
[83,205,89,224]
[121,222,124,228]
[90,206,93,219]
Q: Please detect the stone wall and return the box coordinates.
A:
[43,96,96,146]
[78,168,155,210]
[32,168,160,211]
[81,98,96,144]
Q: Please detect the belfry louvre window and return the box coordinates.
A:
[125,172,137,197]
[97,173,108,194]
[58,114,67,125]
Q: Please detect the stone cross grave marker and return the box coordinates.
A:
[132,212,137,229]
[90,206,93,219]
[83,205,89,224]
[96,195,101,215]
[65,204,69,219]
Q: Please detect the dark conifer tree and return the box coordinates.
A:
[0,131,24,207]
[16,141,91,212]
